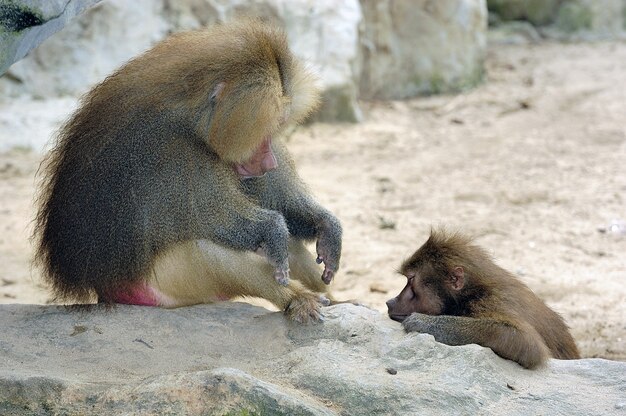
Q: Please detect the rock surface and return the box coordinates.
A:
[281,0,363,122]
[359,0,488,99]
[0,0,168,98]
[0,0,102,75]
[0,0,488,123]
[1,302,624,415]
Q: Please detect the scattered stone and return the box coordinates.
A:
[369,283,389,294]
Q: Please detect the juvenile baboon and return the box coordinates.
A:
[386,230,580,368]
[35,20,342,323]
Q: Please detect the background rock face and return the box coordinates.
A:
[1,303,625,415]
[0,0,102,75]
[555,0,625,34]
[281,0,363,122]
[359,0,488,99]
[0,0,488,123]
[0,0,167,98]
[487,0,626,37]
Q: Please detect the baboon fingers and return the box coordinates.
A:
[273,266,290,286]
[319,295,331,306]
[321,268,335,285]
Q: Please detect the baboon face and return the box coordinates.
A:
[386,269,444,321]
[233,136,278,178]
[386,262,465,321]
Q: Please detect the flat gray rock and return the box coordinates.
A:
[1,303,624,415]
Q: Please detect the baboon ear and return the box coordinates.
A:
[448,266,465,291]
[211,82,226,102]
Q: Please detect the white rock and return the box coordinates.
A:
[2,0,490,126]
[1,0,168,98]
[0,97,77,151]
[277,0,363,122]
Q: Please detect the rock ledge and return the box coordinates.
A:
[1,303,624,415]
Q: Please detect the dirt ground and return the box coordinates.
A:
[1,41,624,361]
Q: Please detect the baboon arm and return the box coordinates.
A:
[402,313,551,369]
[179,158,293,276]
[263,145,343,278]
[243,143,342,283]
[251,158,338,239]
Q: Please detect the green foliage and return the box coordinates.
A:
[222,407,288,416]
[525,0,562,25]
[556,1,592,32]
[429,72,446,95]
[487,0,563,26]
[408,63,484,98]
[487,0,527,21]
[223,410,261,416]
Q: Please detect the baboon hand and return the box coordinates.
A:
[255,245,290,286]
[316,238,339,285]
[273,261,290,286]
[256,211,291,285]
[315,217,342,285]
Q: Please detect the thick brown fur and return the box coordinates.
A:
[34,20,341,322]
[387,229,580,369]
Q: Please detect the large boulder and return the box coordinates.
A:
[0,0,363,122]
[0,0,167,99]
[280,0,363,122]
[1,303,624,415]
[0,0,102,75]
[1,0,488,126]
[359,0,488,99]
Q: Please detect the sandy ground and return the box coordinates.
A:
[1,41,624,361]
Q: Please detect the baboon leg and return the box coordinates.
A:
[148,238,327,322]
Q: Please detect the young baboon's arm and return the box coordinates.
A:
[402,313,551,369]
